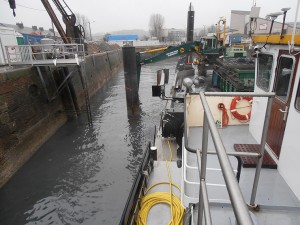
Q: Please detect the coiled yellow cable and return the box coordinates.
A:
[137,140,184,225]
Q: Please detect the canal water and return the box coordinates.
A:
[0,58,178,225]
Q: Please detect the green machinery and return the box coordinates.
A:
[135,42,199,85]
[135,37,224,83]
[199,36,224,58]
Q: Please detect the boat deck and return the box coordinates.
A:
[147,125,300,224]
[146,161,182,225]
[187,125,300,225]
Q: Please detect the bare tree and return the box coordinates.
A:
[149,14,165,41]
[75,13,90,40]
[207,24,217,33]
[199,24,218,37]
[141,35,149,41]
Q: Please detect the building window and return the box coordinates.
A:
[257,54,273,91]
[295,76,300,111]
[273,56,294,102]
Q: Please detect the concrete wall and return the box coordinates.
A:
[70,50,123,108]
[0,49,123,187]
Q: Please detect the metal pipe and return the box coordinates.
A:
[184,95,197,153]
[201,180,213,225]
[41,0,70,44]
[205,150,260,157]
[250,95,274,205]
[204,92,275,97]
[36,66,50,101]
[50,66,77,100]
[269,20,275,36]
[197,114,209,225]
[29,45,33,66]
[199,92,253,225]
[224,151,260,157]
[291,0,300,49]
[280,11,288,39]
[197,151,204,225]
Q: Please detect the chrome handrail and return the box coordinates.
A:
[184,91,275,225]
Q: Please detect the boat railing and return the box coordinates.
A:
[184,91,275,225]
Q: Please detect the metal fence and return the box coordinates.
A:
[5,43,85,66]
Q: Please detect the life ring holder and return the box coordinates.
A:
[230,96,253,121]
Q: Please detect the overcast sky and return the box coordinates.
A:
[0,0,299,34]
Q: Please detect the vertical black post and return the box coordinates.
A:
[163,68,169,84]
[186,3,195,63]
[186,3,195,43]
[122,46,140,115]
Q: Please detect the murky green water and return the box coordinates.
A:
[0,58,177,225]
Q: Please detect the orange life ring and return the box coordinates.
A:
[230,96,253,121]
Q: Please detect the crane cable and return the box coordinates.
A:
[137,140,184,225]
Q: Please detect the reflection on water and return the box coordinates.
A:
[0,58,177,225]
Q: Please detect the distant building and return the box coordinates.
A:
[162,28,186,44]
[230,10,300,36]
[0,22,58,44]
[230,10,250,34]
[229,33,250,44]
[107,34,138,41]
[106,34,160,47]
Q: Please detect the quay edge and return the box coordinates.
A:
[0,49,123,187]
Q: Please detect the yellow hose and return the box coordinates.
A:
[137,140,184,225]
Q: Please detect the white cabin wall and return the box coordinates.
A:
[249,96,268,143]
[249,45,300,199]
[278,62,300,200]
[249,48,278,143]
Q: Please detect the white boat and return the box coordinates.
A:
[120,5,300,225]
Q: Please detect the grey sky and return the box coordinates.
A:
[0,0,298,34]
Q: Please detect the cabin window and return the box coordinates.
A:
[207,39,213,49]
[273,57,294,102]
[257,54,273,91]
[295,79,300,111]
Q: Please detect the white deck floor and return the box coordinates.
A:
[148,125,300,225]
